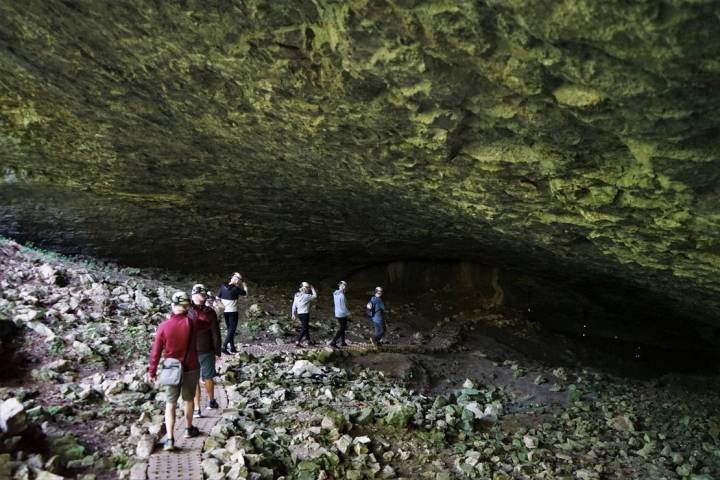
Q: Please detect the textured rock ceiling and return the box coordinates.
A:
[0,1,719,327]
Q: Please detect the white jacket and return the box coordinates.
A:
[291,291,317,316]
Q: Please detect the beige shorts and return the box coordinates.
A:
[164,369,200,404]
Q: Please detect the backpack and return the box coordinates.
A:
[366,298,375,318]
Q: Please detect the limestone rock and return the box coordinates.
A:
[0,397,27,436]
[289,360,323,377]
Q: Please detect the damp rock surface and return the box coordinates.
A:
[0,1,719,328]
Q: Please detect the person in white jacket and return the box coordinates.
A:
[291,282,317,347]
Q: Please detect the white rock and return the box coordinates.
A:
[335,435,353,454]
[463,401,484,419]
[32,469,65,480]
[12,309,38,325]
[523,435,539,449]
[38,264,57,282]
[135,434,155,459]
[0,398,27,436]
[72,341,94,358]
[134,290,153,311]
[289,360,323,377]
[27,321,56,341]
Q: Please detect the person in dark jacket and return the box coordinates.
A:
[147,291,201,451]
[189,284,221,418]
[217,272,248,354]
[367,286,386,347]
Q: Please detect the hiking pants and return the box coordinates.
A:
[331,316,349,345]
[223,311,239,351]
[296,313,311,343]
[372,318,385,343]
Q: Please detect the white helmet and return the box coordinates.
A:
[171,291,190,306]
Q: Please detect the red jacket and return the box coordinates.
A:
[148,312,199,378]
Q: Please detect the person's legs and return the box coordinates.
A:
[227,312,239,352]
[165,402,176,440]
[197,352,217,405]
[194,383,202,416]
[330,317,342,346]
[339,317,348,345]
[205,378,215,402]
[373,319,385,344]
[223,312,232,351]
[164,384,181,449]
[180,370,200,437]
[296,313,310,343]
[184,399,194,427]
[331,317,347,346]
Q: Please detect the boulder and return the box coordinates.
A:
[134,290,153,311]
[135,434,155,459]
[384,404,416,428]
[289,360,323,377]
[0,397,27,436]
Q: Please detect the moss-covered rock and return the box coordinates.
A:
[0,1,718,331]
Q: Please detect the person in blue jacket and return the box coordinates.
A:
[367,286,386,347]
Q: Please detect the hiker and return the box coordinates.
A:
[291,281,317,347]
[330,281,351,348]
[147,291,201,451]
[217,272,248,354]
[367,286,386,347]
[188,284,221,418]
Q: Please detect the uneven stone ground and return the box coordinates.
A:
[1,238,719,479]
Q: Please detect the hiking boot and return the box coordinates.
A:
[221,348,231,355]
[340,342,348,347]
[193,408,202,418]
[163,438,175,451]
[184,426,200,438]
[306,340,316,346]
[208,399,219,409]
[229,346,238,353]
[328,343,338,349]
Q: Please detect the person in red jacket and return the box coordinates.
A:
[147,291,201,451]
[189,284,221,418]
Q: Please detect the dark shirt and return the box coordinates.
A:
[189,304,221,355]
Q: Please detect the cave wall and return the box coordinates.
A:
[0,0,719,326]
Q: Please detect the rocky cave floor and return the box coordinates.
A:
[0,237,719,480]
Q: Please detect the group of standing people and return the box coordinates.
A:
[147,272,386,452]
[293,280,387,348]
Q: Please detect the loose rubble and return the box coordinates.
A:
[1,237,719,479]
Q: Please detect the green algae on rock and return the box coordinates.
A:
[0,1,719,333]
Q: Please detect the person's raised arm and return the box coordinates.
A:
[310,285,317,300]
[241,281,249,296]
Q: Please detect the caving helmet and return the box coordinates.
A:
[191,284,206,296]
[171,291,190,306]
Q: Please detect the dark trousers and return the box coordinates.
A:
[331,316,349,345]
[296,313,311,343]
[223,311,239,351]
[373,318,386,344]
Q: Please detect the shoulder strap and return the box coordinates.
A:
[183,316,193,366]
